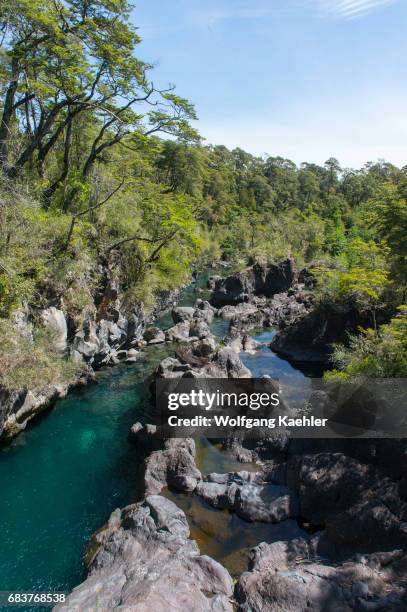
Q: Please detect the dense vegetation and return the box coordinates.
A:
[1,0,406,387]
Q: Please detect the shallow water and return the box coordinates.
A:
[163,320,316,580]
[163,487,307,577]
[0,271,315,599]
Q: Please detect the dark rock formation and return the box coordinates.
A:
[210,259,297,308]
[271,299,374,363]
[143,326,165,345]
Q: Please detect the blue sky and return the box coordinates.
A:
[132,1,406,169]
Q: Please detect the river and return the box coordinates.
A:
[0,272,316,600]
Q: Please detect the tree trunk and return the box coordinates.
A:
[42,117,73,207]
[0,57,20,170]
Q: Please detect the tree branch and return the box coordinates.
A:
[65,176,126,246]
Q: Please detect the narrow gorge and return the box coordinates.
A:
[2,263,405,611]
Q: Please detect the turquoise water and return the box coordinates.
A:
[0,271,313,602]
[0,272,215,598]
[0,344,172,596]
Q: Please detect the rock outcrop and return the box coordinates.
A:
[270,299,375,364]
[144,438,202,496]
[56,495,234,611]
[0,370,93,441]
[143,326,166,345]
[235,538,407,611]
[40,307,68,353]
[196,471,298,523]
[210,259,297,308]
[0,281,181,443]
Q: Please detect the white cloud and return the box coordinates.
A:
[188,0,398,27]
[317,0,397,19]
[187,4,278,29]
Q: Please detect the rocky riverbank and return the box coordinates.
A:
[61,429,407,610]
[0,274,182,442]
[58,260,407,610]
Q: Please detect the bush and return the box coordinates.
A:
[0,320,79,392]
[326,306,407,378]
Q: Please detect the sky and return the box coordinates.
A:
[131,0,407,169]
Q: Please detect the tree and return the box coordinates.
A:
[365,184,407,295]
[0,0,198,187]
[327,306,407,378]
[317,238,390,330]
[263,156,299,210]
[323,157,341,192]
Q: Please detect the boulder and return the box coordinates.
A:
[189,318,211,339]
[143,327,165,345]
[286,452,377,525]
[40,307,67,352]
[57,496,234,612]
[210,259,298,307]
[125,348,139,362]
[216,347,251,378]
[128,422,158,446]
[165,321,192,343]
[210,273,252,308]
[218,303,259,321]
[262,258,297,297]
[171,307,195,324]
[194,299,216,324]
[144,438,202,495]
[156,357,192,379]
[195,482,230,509]
[234,482,297,523]
[71,319,127,365]
[195,472,298,523]
[285,451,407,549]
[191,337,217,358]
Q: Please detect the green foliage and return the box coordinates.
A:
[313,239,390,316]
[0,0,198,187]
[1,2,407,397]
[326,306,407,378]
[0,320,79,391]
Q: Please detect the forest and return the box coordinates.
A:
[1,0,406,390]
